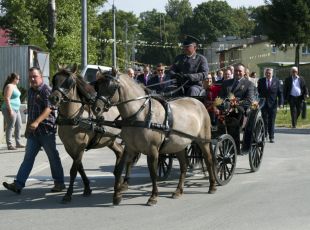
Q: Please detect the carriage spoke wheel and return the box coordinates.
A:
[249,116,265,172]
[213,134,237,186]
[157,154,173,180]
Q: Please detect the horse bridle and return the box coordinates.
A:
[95,74,121,111]
[52,72,83,104]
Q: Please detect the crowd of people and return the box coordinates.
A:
[124,35,308,154]
[1,34,308,195]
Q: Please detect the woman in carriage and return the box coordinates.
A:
[202,73,222,126]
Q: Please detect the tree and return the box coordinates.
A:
[231,7,256,39]
[180,0,236,44]
[0,0,107,71]
[258,0,310,67]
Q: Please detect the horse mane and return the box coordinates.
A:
[118,73,146,96]
[54,68,97,100]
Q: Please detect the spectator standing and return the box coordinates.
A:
[257,68,283,143]
[223,68,233,80]
[284,66,309,128]
[127,68,135,80]
[215,69,224,83]
[1,73,25,150]
[3,67,65,194]
[137,65,152,86]
[169,35,209,96]
[249,71,259,87]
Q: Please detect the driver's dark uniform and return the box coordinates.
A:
[169,53,209,96]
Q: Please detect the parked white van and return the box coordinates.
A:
[81,64,111,82]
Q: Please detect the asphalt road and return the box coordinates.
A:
[0,128,310,230]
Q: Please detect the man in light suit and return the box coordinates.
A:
[257,68,283,143]
[219,63,255,154]
[283,66,309,128]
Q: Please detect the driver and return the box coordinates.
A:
[168,35,209,96]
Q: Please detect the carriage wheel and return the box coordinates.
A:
[186,143,204,169]
[249,116,265,172]
[157,154,173,180]
[213,134,237,186]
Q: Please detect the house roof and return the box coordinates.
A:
[0,29,9,46]
[216,37,269,54]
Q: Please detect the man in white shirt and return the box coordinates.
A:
[284,66,309,128]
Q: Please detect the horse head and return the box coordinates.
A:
[92,68,120,116]
[49,67,77,106]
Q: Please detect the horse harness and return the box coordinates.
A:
[53,72,119,150]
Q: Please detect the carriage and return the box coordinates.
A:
[157,96,266,186]
[50,67,265,205]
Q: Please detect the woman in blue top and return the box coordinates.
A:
[1,73,24,150]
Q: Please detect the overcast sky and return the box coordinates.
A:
[102,0,266,15]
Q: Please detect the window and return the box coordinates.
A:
[302,45,310,55]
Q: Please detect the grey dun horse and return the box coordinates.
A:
[49,67,124,203]
[93,71,216,206]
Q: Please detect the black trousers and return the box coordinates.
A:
[261,105,277,139]
[289,95,303,127]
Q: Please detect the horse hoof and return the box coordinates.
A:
[146,198,157,206]
[120,183,128,192]
[83,189,92,197]
[172,192,182,199]
[62,195,72,204]
[208,188,217,194]
[113,196,122,205]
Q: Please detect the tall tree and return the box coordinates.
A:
[258,0,310,67]
[180,0,236,44]
[0,0,107,70]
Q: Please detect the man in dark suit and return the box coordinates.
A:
[283,66,309,128]
[136,64,152,86]
[257,68,283,143]
[147,63,172,93]
[219,63,255,154]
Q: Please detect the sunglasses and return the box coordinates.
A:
[157,69,164,72]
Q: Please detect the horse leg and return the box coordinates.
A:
[62,160,79,203]
[108,141,129,191]
[120,152,139,192]
[146,153,159,206]
[172,150,187,199]
[200,143,217,194]
[77,162,92,197]
[113,148,128,205]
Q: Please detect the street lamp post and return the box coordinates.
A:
[132,32,142,68]
[112,1,116,68]
[125,20,128,70]
[124,20,138,70]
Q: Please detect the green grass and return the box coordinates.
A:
[275,107,310,128]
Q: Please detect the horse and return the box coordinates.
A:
[93,71,217,206]
[49,66,125,203]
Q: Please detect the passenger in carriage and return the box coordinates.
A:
[168,35,209,96]
[202,73,222,126]
[218,63,255,155]
[223,68,233,81]
[147,63,172,93]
